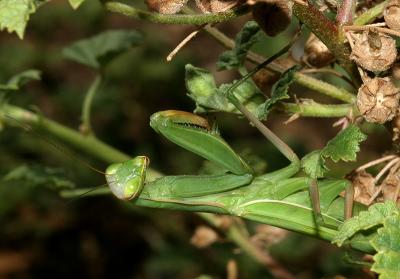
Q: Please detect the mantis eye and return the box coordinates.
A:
[105,156,149,200]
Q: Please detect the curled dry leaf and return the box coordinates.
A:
[380,170,400,204]
[145,0,188,14]
[303,33,335,68]
[195,0,243,13]
[190,225,219,248]
[350,171,375,205]
[357,77,400,124]
[349,31,397,72]
[384,0,400,31]
[251,0,292,37]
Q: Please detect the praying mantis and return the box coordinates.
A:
[104,107,372,253]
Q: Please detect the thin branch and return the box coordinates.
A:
[344,25,400,37]
[104,1,250,25]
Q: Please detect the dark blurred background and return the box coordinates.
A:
[0,0,387,278]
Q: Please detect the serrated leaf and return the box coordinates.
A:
[0,0,46,39]
[63,30,143,69]
[322,125,367,162]
[332,201,398,246]
[301,150,328,179]
[68,0,85,9]
[0,69,41,91]
[3,164,75,190]
[371,214,400,278]
[217,21,261,70]
[257,65,300,120]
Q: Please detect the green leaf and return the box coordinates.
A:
[0,69,41,91]
[68,0,85,9]
[301,150,328,179]
[63,30,143,69]
[322,125,367,162]
[371,215,400,278]
[257,65,300,120]
[301,125,366,179]
[186,64,264,115]
[332,201,398,247]
[217,21,261,70]
[3,164,75,190]
[0,0,46,39]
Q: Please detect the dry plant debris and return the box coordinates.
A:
[384,0,400,31]
[303,33,335,68]
[145,0,189,14]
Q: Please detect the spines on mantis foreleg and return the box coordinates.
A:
[150,110,253,175]
[105,156,149,200]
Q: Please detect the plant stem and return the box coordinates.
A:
[104,1,250,25]
[0,104,162,180]
[354,0,389,26]
[281,101,353,117]
[203,25,356,103]
[81,74,102,136]
[336,0,356,25]
[295,73,356,103]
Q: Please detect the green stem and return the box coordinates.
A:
[0,104,162,180]
[280,101,353,117]
[295,74,356,103]
[354,0,389,26]
[203,25,356,103]
[81,75,102,136]
[104,1,250,25]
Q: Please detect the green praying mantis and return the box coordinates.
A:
[103,106,372,253]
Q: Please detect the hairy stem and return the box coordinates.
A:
[280,101,354,117]
[104,1,250,25]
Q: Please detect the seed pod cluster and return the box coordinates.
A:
[303,34,335,68]
[251,0,292,37]
[350,31,397,72]
[384,0,400,31]
[357,77,400,124]
[145,0,188,14]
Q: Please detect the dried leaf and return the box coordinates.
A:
[145,0,188,14]
[190,226,219,248]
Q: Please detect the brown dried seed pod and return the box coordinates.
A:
[350,31,397,72]
[145,0,188,14]
[384,0,400,31]
[357,77,400,124]
[251,0,292,37]
[303,33,335,68]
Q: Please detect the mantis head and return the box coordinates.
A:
[105,156,149,200]
[150,110,252,175]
